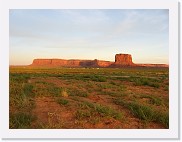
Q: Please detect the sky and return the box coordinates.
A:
[9,9,169,65]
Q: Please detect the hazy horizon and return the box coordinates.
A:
[9,9,169,65]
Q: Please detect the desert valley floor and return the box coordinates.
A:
[9,67,169,129]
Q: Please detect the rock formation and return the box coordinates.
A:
[115,54,133,66]
[30,53,168,68]
[31,58,114,68]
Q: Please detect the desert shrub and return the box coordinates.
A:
[61,89,69,97]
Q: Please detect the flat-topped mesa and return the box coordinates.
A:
[31,59,114,67]
[32,59,80,67]
[32,59,86,67]
[114,54,134,66]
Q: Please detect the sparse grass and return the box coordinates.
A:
[110,81,117,85]
[10,66,168,129]
[130,77,160,88]
[94,104,123,120]
[164,86,169,91]
[75,110,92,120]
[9,112,35,128]
[57,98,69,105]
[9,74,37,128]
[77,101,123,120]
[23,83,34,97]
[96,76,107,82]
[69,89,89,97]
[10,73,30,83]
[114,99,168,128]
[90,117,101,125]
[140,94,162,106]
[33,81,61,97]
[57,74,107,82]
[98,83,113,89]
[37,122,64,129]
[9,75,35,127]
[118,85,126,91]
[79,101,95,108]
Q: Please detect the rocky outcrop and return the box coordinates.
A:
[94,59,113,67]
[31,53,168,68]
[114,54,134,66]
[31,59,114,68]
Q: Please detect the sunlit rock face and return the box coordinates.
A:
[31,59,114,67]
[114,54,134,66]
[31,53,168,68]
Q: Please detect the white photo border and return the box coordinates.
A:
[0,0,179,139]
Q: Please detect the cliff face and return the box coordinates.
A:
[31,54,134,67]
[30,53,168,68]
[115,54,133,66]
[31,59,114,67]
[96,60,113,67]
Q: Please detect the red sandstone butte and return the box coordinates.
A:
[114,54,134,66]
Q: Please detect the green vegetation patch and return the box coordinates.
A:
[130,77,160,88]
[114,99,168,128]
[75,110,92,120]
[77,101,123,121]
[9,112,35,129]
[58,74,107,82]
[68,89,89,97]
[57,98,69,105]
[23,83,34,97]
[10,81,35,110]
[33,81,61,97]
[9,67,168,129]
[140,94,162,106]
[94,104,123,120]
[10,73,31,83]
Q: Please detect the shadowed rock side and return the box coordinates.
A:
[31,53,168,68]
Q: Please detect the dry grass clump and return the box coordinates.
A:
[61,89,69,97]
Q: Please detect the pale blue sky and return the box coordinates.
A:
[9,9,169,65]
